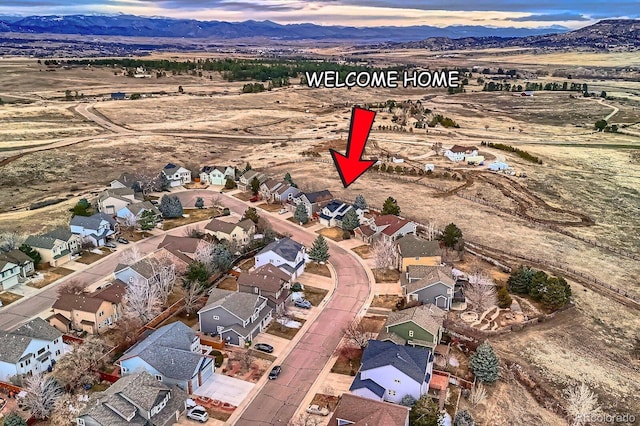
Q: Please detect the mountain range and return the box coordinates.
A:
[0,14,567,42]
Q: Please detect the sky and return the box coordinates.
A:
[1,0,638,28]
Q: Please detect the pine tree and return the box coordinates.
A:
[541,276,570,309]
[440,223,463,249]
[20,243,41,265]
[341,208,360,231]
[353,194,368,210]
[497,287,512,308]
[409,395,441,426]
[294,204,309,225]
[381,196,400,215]
[159,195,183,218]
[529,270,549,301]
[250,177,261,195]
[470,341,500,384]
[3,413,27,426]
[195,197,204,209]
[224,177,236,189]
[284,172,294,185]
[454,410,476,426]
[507,265,534,294]
[138,210,156,231]
[242,207,260,224]
[309,235,330,263]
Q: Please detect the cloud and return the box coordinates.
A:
[510,12,590,21]
[133,0,304,12]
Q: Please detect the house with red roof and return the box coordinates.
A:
[354,215,417,243]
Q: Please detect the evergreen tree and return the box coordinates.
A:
[224,177,237,189]
[242,207,260,224]
[309,235,330,263]
[71,198,92,217]
[400,394,417,407]
[341,208,360,231]
[507,265,534,294]
[497,287,512,308]
[353,194,368,210]
[470,341,500,384]
[439,223,463,249]
[195,197,204,209]
[381,196,400,215]
[160,173,170,191]
[210,245,233,272]
[19,243,41,265]
[3,413,27,426]
[284,172,294,185]
[529,270,549,301]
[541,276,570,309]
[244,162,252,172]
[454,409,476,426]
[409,395,441,426]
[250,176,261,195]
[183,261,210,286]
[294,204,309,224]
[138,210,156,231]
[159,195,183,218]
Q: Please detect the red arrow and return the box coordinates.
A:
[330,107,376,188]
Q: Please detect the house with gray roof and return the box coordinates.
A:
[292,190,333,216]
[70,213,118,247]
[377,304,445,349]
[204,218,256,246]
[24,228,82,267]
[0,249,34,280]
[273,183,301,203]
[0,257,20,291]
[395,235,442,271]
[114,257,167,287]
[109,172,140,190]
[349,340,433,404]
[76,371,188,426]
[318,200,365,228]
[162,163,191,188]
[401,266,455,310]
[259,178,285,202]
[198,288,272,347]
[118,322,215,394]
[238,169,267,191]
[200,165,235,186]
[117,201,161,226]
[254,237,306,279]
[0,318,64,382]
[97,187,138,214]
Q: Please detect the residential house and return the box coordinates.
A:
[200,165,235,186]
[238,170,267,192]
[44,228,83,255]
[109,172,139,190]
[291,190,333,216]
[318,200,365,228]
[49,281,126,335]
[162,163,191,188]
[76,371,188,426]
[401,266,455,310]
[329,393,410,426]
[444,145,478,162]
[0,249,35,279]
[114,257,167,287]
[395,235,442,271]
[198,288,273,347]
[23,229,82,267]
[259,179,285,203]
[0,258,20,291]
[254,237,306,279]
[349,340,434,404]
[377,304,446,349]
[157,235,213,272]
[237,264,291,313]
[355,215,417,243]
[70,213,118,247]
[273,183,301,203]
[0,318,64,382]
[204,218,255,246]
[97,188,138,214]
[119,322,215,394]
[117,201,161,226]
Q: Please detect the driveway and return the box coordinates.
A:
[193,374,255,407]
[252,333,290,358]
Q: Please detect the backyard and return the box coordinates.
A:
[217,276,238,291]
[161,207,221,230]
[27,267,74,289]
[370,294,403,310]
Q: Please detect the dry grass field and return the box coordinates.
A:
[0,48,638,424]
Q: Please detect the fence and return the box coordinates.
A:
[97,371,121,384]
[0,380,22,394]
[62,334,85,345]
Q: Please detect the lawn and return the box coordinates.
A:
[359,315,387,334]
[266,317,306,340]
[159,309,199,328]
[217,276,238,291]
[27,267,74,289]
[287,217,316,228]
[351,244,371,259]
[0,291,23,306]
[304,262,331,278]
[75,249,110,265]
[256,202,284,212]
[238,257,255,271]
[310,393,340,411]
[303,285,329,306]
[317,227,349,242]
[118,229,151,242]
[331,347,363,375]
[372,268,401,283]
[370,294,403,309]
[161,207,220,230]
[233,191,254,201]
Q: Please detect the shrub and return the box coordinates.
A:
[497,287,512,308]
[211,351,224,367]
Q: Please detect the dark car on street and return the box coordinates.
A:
[268,365,281,380]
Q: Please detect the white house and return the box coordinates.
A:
[200,165,235,186]
[318,200,365,228]
[488,161,509,171]
[254,237,306,279]
[97,188,138,214]
[0,249,35,281]
[162,163,191,187]
[0,258,20,291]
[238,170,267,191]
[291,190,333,215]
[444,145,478,162]
[273,183,301,203]
[0,318,65,382]
[349,340,434,404]
[70,213,117,247]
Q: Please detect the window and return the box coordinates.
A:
[388,390,396,396]
[409,330,414,337]
[415,256,420,260]
[37,348,45,356]
[121,367,128,373]
[394,379,401,384]
[98,311,104,317]
[254,287,259,294]
[213,315,220,320]
[77,419,86,426]
[155,375,163,381]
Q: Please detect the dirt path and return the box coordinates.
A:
[599,98,620,121]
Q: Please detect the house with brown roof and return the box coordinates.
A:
[49,281,126,334]
[444,145,479,162]
[0,249,35,279]
[204,218,255,246]
[157,235,212,272]
[329,393,409,426]
[395,234,442,271]
[273,183,301,203]
[355,215,417,243]
[238,169,267,191]
[377,304,445,349]
[237,264,291,312]
[402,266,455,310]
[259,179,285,203]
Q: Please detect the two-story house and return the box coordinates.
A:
[273,183,301,203]
[349,340,434,404]
[118,322,215,394]
[24,229,82,267]
[329,393,410,426]
[395,235,442,271]
[199,165,235,186]
[97,188,139,214]
[198,289,272,347]
[401,266,455,310]
[109,172,139,190]
[162,163,191,187]
[204,218,256,246]
[355,215,417,243]
[76,371,188,426]
[0,318,64,382]
[318,200,365,228]
[377,304,446,349]
[238,170,267,192]
[0,258,20,291]
[254,237,306,279]
[50,281,126,335]
[116,201,162,226]
[70,213,118,247]
[291,190,333,216]
[157,235,213,273]
[237,264,291,312]
[114,257,169,287]
[259,179,284,203]
[444,145,478,162]
[0,249,35,280]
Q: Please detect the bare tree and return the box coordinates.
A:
[469,382,487,408]
[118,246,143,266]
[465,276,497,313]
[149,256,177,305]
[239,351,253,371]
[425,222,439,241]
[48,392,83,426]
[565,383,602,426]
[22,373,64,419]
[56,279,86,296]
[52,336,106,389]
[343,318,378,349]
[289,413,321,426]
[0,231,24,252]
[119,212,138,231]
[111,316,142,347]
[371,237,396,270]
[123,277,163,323]
[337,343,363,371]
[181,281,206,316]
[137,170,163,196]
[184,226,205,239]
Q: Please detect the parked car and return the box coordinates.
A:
[186,406,209,423]
[104,242,117,249]
[306,404,330,416]
[249,195,260,202]
[278,208,287,214]
[269,365,281,380]
[150,200,159,205]
[254,343,274,353]
[294,299,312,309]
[117,237,129,244]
